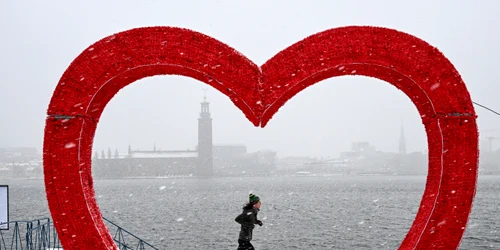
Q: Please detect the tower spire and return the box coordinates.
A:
[200,88,210,116]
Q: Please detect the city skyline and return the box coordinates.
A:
[26,100,421,159]
[88,92,419,159]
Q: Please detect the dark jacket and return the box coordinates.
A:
[235,204,260,241]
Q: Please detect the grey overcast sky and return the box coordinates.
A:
[1,0,499,157]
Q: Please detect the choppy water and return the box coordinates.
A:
[2,175,499,249]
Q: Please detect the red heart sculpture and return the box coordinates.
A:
[43,26,478,249]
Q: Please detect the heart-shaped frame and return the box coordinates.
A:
[43,26,478,249]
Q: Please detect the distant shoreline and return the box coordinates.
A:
[2,173,500,181]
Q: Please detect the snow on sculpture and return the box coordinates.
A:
[43,26,478,249]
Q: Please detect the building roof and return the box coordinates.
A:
[213,143,246,147]
[130,151,198,158]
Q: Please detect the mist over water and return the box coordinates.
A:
[3,175,499,249]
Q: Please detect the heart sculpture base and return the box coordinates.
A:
[43,26,478,249]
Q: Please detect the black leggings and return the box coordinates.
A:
[237,240,255,250]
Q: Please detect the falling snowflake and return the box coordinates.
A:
[430,82,441,90]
